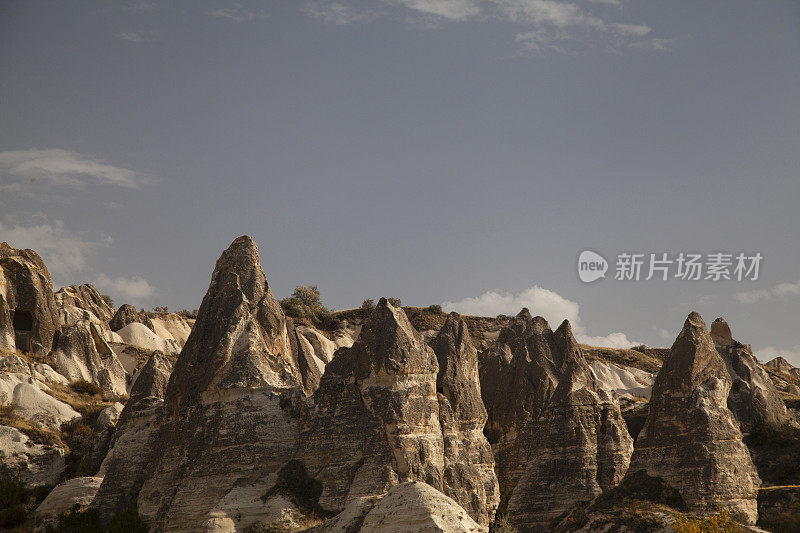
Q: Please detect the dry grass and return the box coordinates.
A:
[0,405,65,448]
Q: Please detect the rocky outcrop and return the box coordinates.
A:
[0,242,60,356]
[479,309,633,530]
[150,314,193,348]
[297,300,499,526]
[628,312,760,524]
[765,356,800,384]
[0,425,65,487]
[313,481,485,532]
[55,284,114,324]
[430,313,499,526]
[49,320,128,396]
[109,304,154,333]
[34,476,103,525]
[80,402,124,475]
[116,321,181,355]
[93,352,173,518]
[711,318,787,427]
[128,236,303,531]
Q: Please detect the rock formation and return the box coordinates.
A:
[628,312,760,524]
[765,356,800,378]
[49,320,128,396]
[711,317,787,427]
[0,242,60,356]
[34,476,104,526]
[130,236,304,530]
[80,402,124,475]
[109,303,155,333]
[93,351,173,518]
[430,313,499,526]
[0,425,66,487]
[55,284,114,324]
[479,309,633,530]
[297,300,498,526]
[313,481,485,532]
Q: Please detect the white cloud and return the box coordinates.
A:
[755,345,800,367]
[301,0,665,53]
[736,279,800,304]
[0,220,111,281]
[209,5,268,22]
[442,285,641,349]
[304,2,377,25]
[115,30,160,43]
[0,149,147,189]
[393,0,481,21]
[95,274,156,304]
[653,326,672,341]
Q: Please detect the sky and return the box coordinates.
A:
[1,1,799,362]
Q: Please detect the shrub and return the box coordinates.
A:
[672,510,740,532]
[361,299,375,312]
[387,297,401,307]
[490,516,518,533]
[427,304,443,314]
[280,285,331,326]
[45,505,103,533]
[0,473,51,529]
[100,294,114,309]
[68,380,103,397]
[152,306,168,314]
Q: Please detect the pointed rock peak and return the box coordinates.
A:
[432,313,475,373]
[530,315,551,335]
[710,317,734,346]
[659,312,726,391]
[553,320,581,358]
[210,235,265,302]
[356,297,436,376]
[130,351,173,403]
[516,308,533,321]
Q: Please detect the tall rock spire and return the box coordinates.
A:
[480,309,633,530]
[628,312,760,524]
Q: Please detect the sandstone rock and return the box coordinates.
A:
[314,482,485,533]
[80,402,124,475]
[479,309,633,530]
[129,236,303,531]
[93,352,174,517]
[297,300,500,526]
[116,321,181,355]
[430,313,499,526]
[711,318,787,427]
[765,356,800,379]
[109,304,154,333]
[35,476,103,523]
[150,314,193,348]
[55,284,114,323]
[0,371,80,429]
[590,360,655,399]
[296,298,444,514]
[287,318,326,395]
[0,425,66,487]
[628,312,760,524]
[50,320,128,396]
[0,242,60,356]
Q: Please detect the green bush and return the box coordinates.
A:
[44,503,146,533]
[387,297,401,307]
[490,515,518,533]
[280,285,331,326]
[361,299,375,312]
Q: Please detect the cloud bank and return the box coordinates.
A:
[442,285,641,348]
[736,280,800,304]
[95,274,156,304]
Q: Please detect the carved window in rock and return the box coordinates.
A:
[12,309,33,332]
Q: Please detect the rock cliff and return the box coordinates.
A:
[628,312,761,524]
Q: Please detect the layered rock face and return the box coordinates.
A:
[0,242,60,356]
[479,309,633,530]
[54,284,114,324]
[131,236,304,531]
[711,317,787,427]
[430,313,499,526]
[93,351,173,518]
[297,300,498,526]
[109,303,154,333]
[628,312,761,524]
[49,319,128,396]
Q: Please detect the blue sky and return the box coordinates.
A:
[1,1,799,362]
